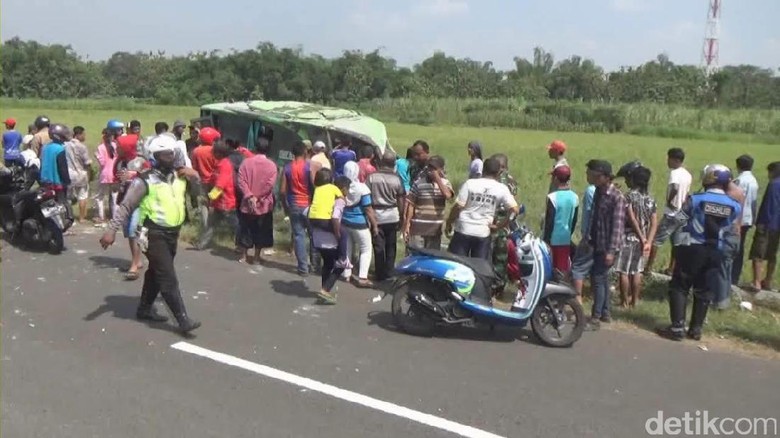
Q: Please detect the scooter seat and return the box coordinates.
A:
[409,247,496,279]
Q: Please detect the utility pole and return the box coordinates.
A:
[701,0,722,76]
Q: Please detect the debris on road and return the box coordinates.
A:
[698,345,709,352]
[37,277,46,282]
[75,249,87,254]
[371,294,383,303]
[197,291,208,295]
[28,323,35,328]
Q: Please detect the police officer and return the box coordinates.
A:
[100,135,202,334]
[657,164,741,341]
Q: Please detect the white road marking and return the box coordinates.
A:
[171,341,505,438]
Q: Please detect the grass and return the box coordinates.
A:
[2,100,778,351]
[351,98,780,144]
[605,277,780,353]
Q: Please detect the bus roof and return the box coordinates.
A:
[201,100,389,152]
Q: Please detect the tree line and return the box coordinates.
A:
[1,37,779,109]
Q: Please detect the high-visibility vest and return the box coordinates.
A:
[139,171,187,228]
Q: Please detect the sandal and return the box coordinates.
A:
[354,279,374,289]
[124,271,140,281]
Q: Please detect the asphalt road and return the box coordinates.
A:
[2,225,779,438]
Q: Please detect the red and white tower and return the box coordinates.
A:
[701,0,722,75]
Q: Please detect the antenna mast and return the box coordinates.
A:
[701,0,721,76]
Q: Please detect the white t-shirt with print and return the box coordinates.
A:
[454,178,518,238]
[665,167,692,215]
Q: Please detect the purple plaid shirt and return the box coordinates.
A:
[588,184,625,254]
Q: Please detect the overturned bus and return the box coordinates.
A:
[194,100,391,168]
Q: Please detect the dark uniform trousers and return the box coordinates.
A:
[668,244,723,332]
[139,227,191,323]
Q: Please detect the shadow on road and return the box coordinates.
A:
[270,279,314,299]
[83,294,183,336]
[89,255,130,272]
[259,259,305,276]
[366,310,538,345]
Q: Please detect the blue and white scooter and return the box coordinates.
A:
[391,224,585,347]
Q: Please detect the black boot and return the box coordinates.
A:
[162,290,201,334]
[136,305,168,322]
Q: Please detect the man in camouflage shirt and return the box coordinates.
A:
[490,153,519,297]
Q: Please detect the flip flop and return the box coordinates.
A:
[316,291,337,304]
[124,271,140,281]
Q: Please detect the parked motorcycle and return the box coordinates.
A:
[391,226,585,347]
[0,186,73,255]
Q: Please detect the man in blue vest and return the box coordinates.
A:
[657,164,742,341]
[100,135,202,334]
[39,123,72,204]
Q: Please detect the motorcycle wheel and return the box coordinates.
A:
[391,278,436,337]
[531,293,585,348]
[46,220,64,255]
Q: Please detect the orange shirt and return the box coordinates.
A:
[191,145,218,184]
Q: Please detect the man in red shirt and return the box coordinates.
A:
[191,127,221,243]
[357,145,376,183]
[196,140,238,250]
[280,141,321,275]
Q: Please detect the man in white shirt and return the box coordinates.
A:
[445,157,520,259]
[143,121,191,169]
[646,147,692,275]
[732,154,760,285]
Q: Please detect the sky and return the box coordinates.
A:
[2,0,778,72]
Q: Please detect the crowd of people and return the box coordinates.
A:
[2,115,779,339]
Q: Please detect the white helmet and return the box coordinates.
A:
[701,163,732,187]
[147,135,177,156]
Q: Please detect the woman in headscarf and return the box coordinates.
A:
[341,161,379,287]
[114,134,151,280]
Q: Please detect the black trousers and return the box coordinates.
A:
[139,229,189,322]
[731,225,751,285]
[372,222,399,281]
[668,244,722,333]
[319,248,345,292]
[448,231,492,259]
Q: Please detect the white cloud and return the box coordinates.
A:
[652,20,699,44]
[348,1,410,33]
[414,0,469,17]
[611,0,649,12]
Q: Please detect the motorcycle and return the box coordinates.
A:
[0,186,73,255]
[390,226,586,348]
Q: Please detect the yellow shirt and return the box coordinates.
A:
[308,184,342,220]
